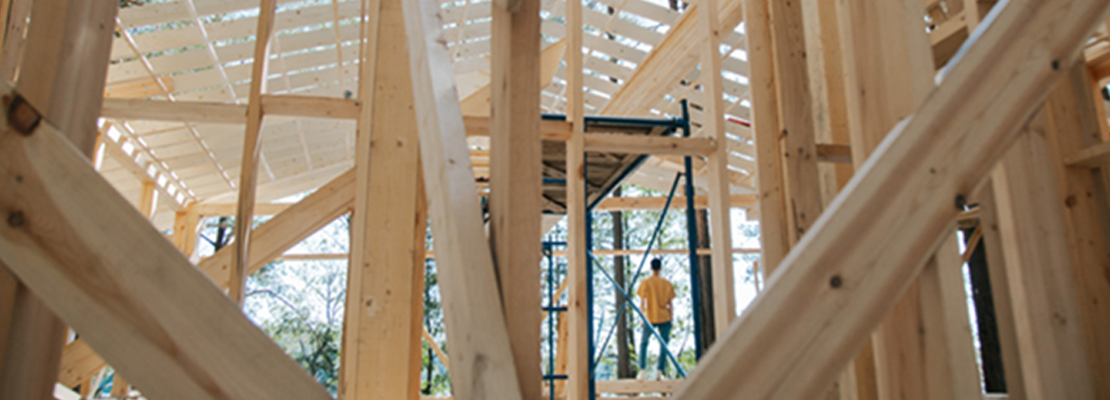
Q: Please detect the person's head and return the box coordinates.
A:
[650,258,662,274]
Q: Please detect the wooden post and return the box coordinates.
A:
[698,0,736,337]
[230,0,278,305]
[976,184,1028,400]
[990,116,1097,399]
[1041,61,1110,399]
[341,0,427,398]
[489,0,543,399]
[399,0,524,398]
[742,0,789,273]
[138,180,157,219]
[671,0,1110,397]
[564,0,589,398]
[0,1,116,398]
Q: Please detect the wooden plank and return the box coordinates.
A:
[584,133,716,155]
[58,169,355,386]
[489,1,543,400]
[671,0,1110,397]
[260,95,361,120]
[1042,61,1110,399]
[742,0,789,274]
[563,0,589,397]
[230,0,279,305]
[991,122,1096,399]
[594,194,756,211]
[399,0,524,399]
[697,0,736,339]
[341,0,426,398]
[0,2,116,398]
[192,202,292,216]
[595,379,683,394]
[0,81,332,400]
[770,0,822,246]
[0,0,31,82]
[976,184,1028,400]
[1063,139,1110,167]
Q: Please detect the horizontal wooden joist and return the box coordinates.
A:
[594,194,756,211]
[191,202,292,216]
[102,97,721,155]
[1063,139,1110,167]
[274,247,761,262]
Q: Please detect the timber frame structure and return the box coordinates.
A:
[1,0,1110,399]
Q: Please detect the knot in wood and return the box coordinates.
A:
[7,95,41,136]
[7,211,25,228]
[829,275,843,289]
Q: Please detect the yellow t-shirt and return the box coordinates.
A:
[636,275,675,324]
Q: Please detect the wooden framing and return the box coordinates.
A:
[489,0,543,399]
[230,0,278,305]
[0,79,331,399]
[400,0,523,398]
[3,0,1110,399]
[673,0,1110,397]
[564,0,589,397]
[340,0,426,398]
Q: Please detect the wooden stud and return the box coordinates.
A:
[489,0,543,399]
[1042,61,1110,399]
[742,0,790,273]
[671,0,1110,397]
[230,0,279,306]
[991,118,1097,399]
[399,0,524,398]
[564,0,589,396]
[697,0,737,339]
[341,0,427,398]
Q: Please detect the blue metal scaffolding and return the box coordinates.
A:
[540,100,704,400]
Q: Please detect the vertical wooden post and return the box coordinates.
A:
[138,180,157,219]
[399,0,524,398]
[1042,61,1110,399]
[564,0,589,398]
[341,0,427,398]
[489,0,543,399]
[697,0,736,337]
[769,0,822,246]
[172,211,200,259]
[991,116,1097,399]
[742,0,789,274]
[976,184,1028,400]
[230,0,278,305]
[0,1,116,398]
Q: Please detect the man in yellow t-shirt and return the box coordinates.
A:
[636,258,675,379]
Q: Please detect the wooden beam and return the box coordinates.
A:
[742,0,790,274]
[583,133,716,155]
[489,1,543,400]
[230,0,278,305]
[991,121,1097,398]
[564,0,588,396]
[0,82,332,400]
[192,202,292,217]
[671,0,1110,398]
[975,184,1029,400]
[400,0,523,399]
[341,0,426,397]
[1042,61,1110,398]
[58,169,355,386]
[260,94,361,120]
[0,2,116,398]
[594,194,756,211]
[698,0,736,339]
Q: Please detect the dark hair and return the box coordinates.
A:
[650,258,662,271]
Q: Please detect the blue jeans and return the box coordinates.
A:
[638,321,672,373]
